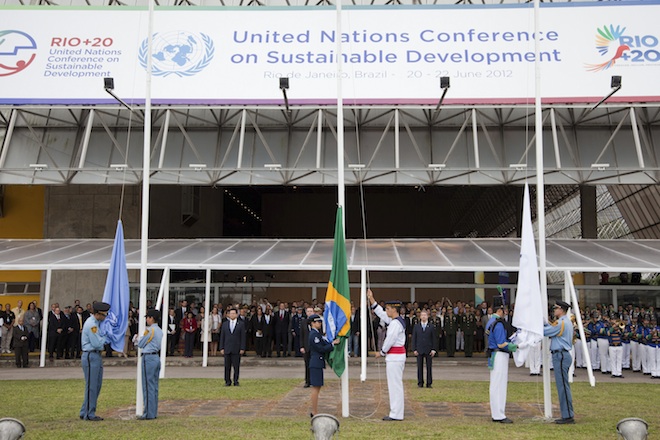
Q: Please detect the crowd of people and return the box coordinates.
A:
[1,296,658,379]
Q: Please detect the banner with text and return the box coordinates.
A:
[1,3,660,105]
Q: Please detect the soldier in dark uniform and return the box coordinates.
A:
[444,310,458,357]
[429,309,441,357]
[300,306,314,387]
[463,306,477,357]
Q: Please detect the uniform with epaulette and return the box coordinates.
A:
[621,323,632,370]
[586,317,600,371]
[429,310,441,356]
[638,320,651,374]
[444,312,458,357]
[462,311,477,357]
[607,323,624,378]
[647,320,660,379]
[487,305,517,424]
[596,317,611,374]
[79,301,110,421]
[543,301,575,424]
[137,309,163,420]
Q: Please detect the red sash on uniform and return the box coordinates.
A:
[388,346,406,354]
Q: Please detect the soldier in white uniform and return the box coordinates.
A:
[367,289,406,421]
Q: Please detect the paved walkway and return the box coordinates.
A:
[105,380,557,421]
[0,353,653,384]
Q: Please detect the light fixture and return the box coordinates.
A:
[103,77,134,112]
[428,163,446,171]
[264,163,282,170]
[348,164,365,169]
[591,163,610,171]
[188,163,207,171]
[433,76,451,118]
[110,164,128,171]
[29,163,48,171]
[591,75,622,111]
[509,164,527,171]
[279,78,291,116]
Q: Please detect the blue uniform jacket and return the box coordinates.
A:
[309,328,334,369]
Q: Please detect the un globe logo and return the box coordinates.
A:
[139,31,214,77]
[0,30,37,77]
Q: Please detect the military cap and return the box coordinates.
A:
[92,301,111,313]
[309,314,323,323]
[385,300,402,307]
[145,309,161,321]
[554,300,571,311]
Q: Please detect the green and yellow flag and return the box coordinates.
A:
[324,206,351,377]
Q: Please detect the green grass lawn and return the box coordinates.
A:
[1,378,657,439]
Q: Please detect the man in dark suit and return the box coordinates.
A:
[219,308,246,386]
[62,306,77,359]
[274,302,290,357]
[48,306,65,360]
[412,310,438,388]
[299,306,314,387]
[13,316,30,368]
[166,308,178,356]
[262,308,274,357]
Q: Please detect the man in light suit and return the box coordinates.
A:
[412,310,438,388]
[219,308,246,386]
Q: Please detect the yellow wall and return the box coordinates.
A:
[0,294,41,308]
[0,185,44,283]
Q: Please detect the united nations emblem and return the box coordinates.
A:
[138,31,214,77]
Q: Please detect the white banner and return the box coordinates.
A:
[1,3,660,105]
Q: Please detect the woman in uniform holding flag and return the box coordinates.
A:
[308,314,339,417]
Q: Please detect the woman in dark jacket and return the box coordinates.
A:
[181,312,197,358]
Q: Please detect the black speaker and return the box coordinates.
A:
[104,77,114,90]
[279,77,289,90]
[611,75,622,88]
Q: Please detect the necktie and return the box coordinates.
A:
[231,321,235,333]
[19,325,24,331]
[280,311,284,319]
[423,324,426,331]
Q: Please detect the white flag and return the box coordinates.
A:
[511,183,544,367]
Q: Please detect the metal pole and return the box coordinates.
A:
[335,0,348,419]
[202,268,211,367]
[159,267,169,379]
[534,0,552,419]
[39,269,52,368]
[360,268,367,382]
[136,0,154,417]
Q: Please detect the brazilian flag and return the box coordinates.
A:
[324,206,351,377]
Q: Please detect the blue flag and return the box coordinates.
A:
[101,220,130,352]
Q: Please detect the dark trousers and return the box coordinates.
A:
[417,353,433,386]
[184,332,195,357]
[255,337,265,357]
[224,353,241,385]
[304,351,311,385]
[275,332,287,356]
[167,334,177,355]
[28,333,38,352]
[48,333,63,358]
[263,336,273,357]
[446,334,456,356]
[15,345,29,367]
[173,330,182,353]
[464,334,474,357]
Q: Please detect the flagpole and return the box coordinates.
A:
[136,0,154,417]
[360,268,367,381]
[533,0,552,419]
[158,267,170,379]
[335,0,349,418]
[566,271,596,387]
